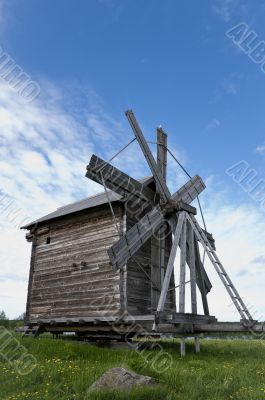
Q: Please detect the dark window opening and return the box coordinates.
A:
[46,237,51,244]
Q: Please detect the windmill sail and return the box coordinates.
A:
[86,155,159,212]
[108,206,166,270]
[171,175,206,204]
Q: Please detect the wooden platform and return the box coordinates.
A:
[28,313,264,337]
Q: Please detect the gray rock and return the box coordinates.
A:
[89,367,155,391]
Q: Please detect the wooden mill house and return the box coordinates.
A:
[22,110,260,353]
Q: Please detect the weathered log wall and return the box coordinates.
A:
[26,200,176,323]
[27,205,124,321]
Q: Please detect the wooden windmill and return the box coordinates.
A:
[23,109,261,353]
[86,110,254,351]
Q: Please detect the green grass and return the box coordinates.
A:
[0,334,265,400]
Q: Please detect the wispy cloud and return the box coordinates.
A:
[255,145,265,154]
[206,118,221,131]
[236,269,249,277]
[222,76,241,95]
[251,255,265,264]
[211,73,243,103]
[212,0,237,22]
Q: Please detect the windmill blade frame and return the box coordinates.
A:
[86,154,159,212]
[108,206,167,271]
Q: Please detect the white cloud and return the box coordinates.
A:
[255,145,265,154]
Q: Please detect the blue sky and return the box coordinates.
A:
[0,0,265,320]
[3,0,265,178]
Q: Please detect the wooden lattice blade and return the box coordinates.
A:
[108,206,165,270]
[86,155,159,210]
[171,175,206,204]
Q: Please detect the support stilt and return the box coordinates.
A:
[194,336,200,353]
[180,338,186,356]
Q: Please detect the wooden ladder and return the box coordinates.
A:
[186,213,254,325]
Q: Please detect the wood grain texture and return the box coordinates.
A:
[27,204,124,321]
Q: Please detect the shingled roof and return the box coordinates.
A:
[21,176,154,229]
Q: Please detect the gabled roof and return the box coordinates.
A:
[21,176,154,230]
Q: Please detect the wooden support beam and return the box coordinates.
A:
[179,215,187,313]
[151,128,168,310]
[125,110,171,202]
[157,312,217,324]
[157,127,167,181]
[194,236,210,316]
[194,336,200,353]
[156,212,185,314]
[25,231,37,324]
[186,240,212,294]
[180,338,186,357]
[157,127,168,283]
[151,239,162,310]
[188,221,197,314]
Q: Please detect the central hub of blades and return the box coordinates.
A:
[161,200,197,215]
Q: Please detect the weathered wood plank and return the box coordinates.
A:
[27,205,125,321]
[108,206,165,270]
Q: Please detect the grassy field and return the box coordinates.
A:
[0,334,265,400]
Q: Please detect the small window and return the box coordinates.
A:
[46,237,51,244]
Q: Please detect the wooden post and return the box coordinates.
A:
[188,221,197,314]
[194,236,210,316]
[157,127,167,285]
[125,111,171,202]
[157,127,167,182]
[155,212,185,314]
[151,128,167,310]
[194,336,200,353]
[180,338,186,357]
[25,228,38,324]
[179,215,187,313]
